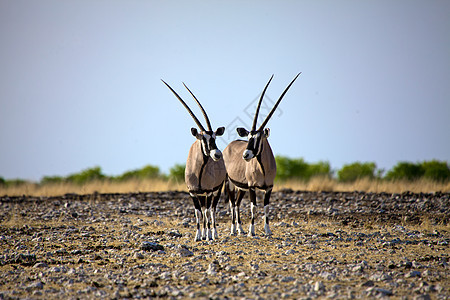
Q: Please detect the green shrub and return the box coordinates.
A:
[116,165,161,181]
[169,164,185,182]
[40,176,64,185]
[421,160,450,181]
[337,162,377,182]
[0,177,5,186]
[4,179,29,186]
[276,156,309,181]
[275,156,332,181]
[66,166,106,184]
[384,162,424,181]
[307,161,332,179]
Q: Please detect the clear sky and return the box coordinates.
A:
[1,1,449,181]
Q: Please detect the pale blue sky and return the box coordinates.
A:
[1,1,449,181]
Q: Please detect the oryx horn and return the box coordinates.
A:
[183,83,213,131]
[251,75,274,131]
[161,79,206,131]
[257,72,301,131]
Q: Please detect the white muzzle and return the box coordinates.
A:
[210,149,222,161]
[243,149,254,161]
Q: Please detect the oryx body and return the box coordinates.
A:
[223,73,301,236]
[162,80,226,241]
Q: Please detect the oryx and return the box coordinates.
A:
[162,80,226,241]
[223,73,301,236]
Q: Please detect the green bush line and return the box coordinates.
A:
[1,158,449,186]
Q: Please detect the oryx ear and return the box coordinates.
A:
[191,127,199,138]
[264,128,270,138]
[237,127,249,137]
[215,126,225,136]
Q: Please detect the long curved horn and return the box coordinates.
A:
[161,79,206,131]
[258,72,301,131]
[183,83,212,131]
[252,75,274,131]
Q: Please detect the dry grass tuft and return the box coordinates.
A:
[1,177,448,197]
[275,177,450,193]
[0,179,186,197]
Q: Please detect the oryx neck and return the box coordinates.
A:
[256,138,265,176]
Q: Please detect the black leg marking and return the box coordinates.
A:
[199,195,207,240]
[264,188,272,225]
[211,182,223,239]
[263,188,273,235]
[191,195,202,241]
[236,189,246,234]
[248,188,257,236]
[228,186,236,234]
[249,188,257,226]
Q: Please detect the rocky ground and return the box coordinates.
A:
[0,190,449,299]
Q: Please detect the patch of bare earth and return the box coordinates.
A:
[0,190,448,299]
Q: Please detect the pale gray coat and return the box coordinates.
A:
[223,138,276,189]
[186,139,226,193]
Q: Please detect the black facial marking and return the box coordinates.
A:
[209,137,217,150]
[202,136,210,154]
[200,132,220,157]
[245,132,263,157]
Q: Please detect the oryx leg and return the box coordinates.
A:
[248,187,257,236]
[228,183,237,235]
[191,195,202,242]
[235,189,246,235]
[202,194,213,241]
[263,187,273,235]
[198,195,207,240]
[211,182,223,240]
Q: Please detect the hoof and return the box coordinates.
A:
[195,230,202,242]
[212,229,218,240]
[230,224,237,236]
[248,224,255,237]
[237,224,245,235]
[264,224,272,235]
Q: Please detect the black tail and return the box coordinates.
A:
[223,175,229,201]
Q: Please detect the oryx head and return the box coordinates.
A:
[237,73,301,162]
[162,80,225,161]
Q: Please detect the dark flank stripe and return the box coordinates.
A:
[229,177,249,190]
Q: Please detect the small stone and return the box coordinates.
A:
[352,265,364,273]
[276,222,290,227]
[26,281,44,291]
[361,280,375,287]
[178,247,194,257]
[366,287,392,297]
[414,294,431,300]
[141,241,164,252]
[406,270,421,278]
[281,276,295,283]
[314,281,325,292]
[159,271,171,280]
[49,266,61,272]
[206,263,218,276]
[33,262,48,268]
[168,229,182,238]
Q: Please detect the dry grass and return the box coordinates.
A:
[275,177,450,193]
[1,177,449,197]
[0,179,186,197]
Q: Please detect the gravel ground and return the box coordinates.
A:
[0,190,449,299]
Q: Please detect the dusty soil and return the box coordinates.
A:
[0,190,449,299]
